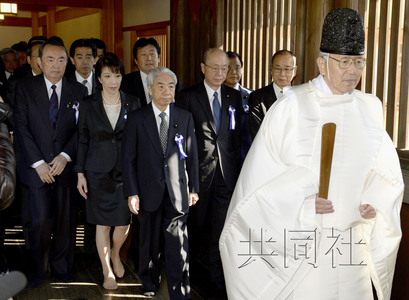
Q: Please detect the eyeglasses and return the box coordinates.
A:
[229,66,242,72]
[272,67,295,74]
[329,56,366,69]
[205,64,229,73]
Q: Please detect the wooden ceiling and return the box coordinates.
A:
[1,0,103,11]
[0,0,105,27]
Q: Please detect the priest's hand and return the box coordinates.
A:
[359,204,376,219]
[315,196,334,214]
[128,195,140,215]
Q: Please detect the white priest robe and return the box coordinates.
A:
[219,75,404,300]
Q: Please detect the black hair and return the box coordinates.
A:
[132,38,160,59]
[94,52,124,90]
[38,40,68,59]
[226,51,243,67]
[271,50,296,65]
[26,41,45,57]
[69,38,97,58]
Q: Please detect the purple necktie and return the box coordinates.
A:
[49,85,58,129]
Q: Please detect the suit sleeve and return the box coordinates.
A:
[60,87,87,161]
[74,99,89,173]
[121,111,139,197]
[249,92,264,140]
[185,112,199,193]
[14,82,45,166]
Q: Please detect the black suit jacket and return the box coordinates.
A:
[14,75,88,187]
[67,72,98,95]
[121,70,183,107]
[5,70,35,108]
[74,90,140,174]
[238,85,253,161]
[176,82,242,192]
[248,83,278,139]
[122,103,199,213]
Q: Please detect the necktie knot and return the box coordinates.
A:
[51,84,56,91]
[82,80,88,85]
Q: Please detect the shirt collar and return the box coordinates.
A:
[140,71,148,81]
[203,79,221,101]
[273,82,283,98]
[44,76,62,92]
[75,70,93,83]
[152,101,170,118]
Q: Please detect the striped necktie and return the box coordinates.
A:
[49,85,58,129]
[159,112,168,154]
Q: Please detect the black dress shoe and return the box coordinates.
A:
[29,272,45,287]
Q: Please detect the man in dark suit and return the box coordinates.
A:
[121,38,182,107]
[176,48,242,295]
[0,48,19,99]
[249,49,297,139]
[224,51,253,162]
[5,41,44,109]
[14,41,88,286]
[68,39,98,96]
[122,67,199,298]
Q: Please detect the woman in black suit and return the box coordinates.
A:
[75,53,140,290]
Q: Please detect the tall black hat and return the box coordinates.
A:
[320,8,365,55]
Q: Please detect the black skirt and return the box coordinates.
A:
[85,168,130,226]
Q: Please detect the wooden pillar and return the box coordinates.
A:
[46,6,56,38]
[101,0,114,52]
[303,0,332,82]
[170,0,224,88]
[31,12,39,37]
[114,0,123,61]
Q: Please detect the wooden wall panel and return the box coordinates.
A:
[170,0,224,88]
[386,0,402,140]
[398,0,409,149]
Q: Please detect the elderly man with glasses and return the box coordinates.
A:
[176,48,242,298]
[248,49,297,139]
[220,8,403,300]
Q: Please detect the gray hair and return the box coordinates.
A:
[0,48,19,60]
[319,51,329,62]
[147,67,178,87]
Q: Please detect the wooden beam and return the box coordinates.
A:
[123,21,171,32]
[31,11,38,36]
[46,6,56,37]
[0,16,31,26]
[114,0,123,60]
[38,7,101,26]
[100,0,114,52]
[18,4,48,12]
[0,0,102,9]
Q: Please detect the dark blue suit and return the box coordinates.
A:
[14,74,87,281]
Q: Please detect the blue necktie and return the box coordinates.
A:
[213,91,221,134]
[49,85,58,129]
